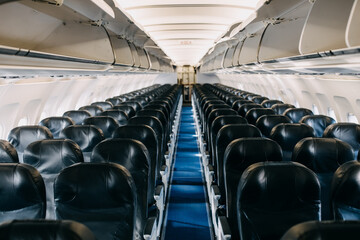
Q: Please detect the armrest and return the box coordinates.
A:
[143,217,157,240]
[154,184,164,209]
[218,216,232,240]
[211,184,221,200]
[160,165,168,176]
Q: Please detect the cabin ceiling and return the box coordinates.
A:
[114,0,263,66]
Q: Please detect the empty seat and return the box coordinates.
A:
[281,220,360,240]
[54,163,136,240]
[118,101,142,112]
[262,99,283,108]
[83,116,119,138]
[237,162,320,240]
[0,163,46,221]
[0,140,19,163]
[100,109,128,126]
[252,96,269,104]
[232,100,253,112]
[323,123,360,158]
[136,109,167,135]
[112,105,136,118]
[238,103,263,117]
[270,123,315,161]
[223,138,282,239]
[292,137,354,220]
[78,105,103,116]
[300,115,336,137]
[284,108,314,123]
[23,139,84,219]
[39,116,74,138]
[245,108,275,125]
[7,126,53,162]
[105,97,122,106]
[206,109,237,143]
[331,161,360,220]
[271,103,295,114]
[91,101,113,111]
[59,125,104,162]
[63,110,91,125]
[256,115,292,137]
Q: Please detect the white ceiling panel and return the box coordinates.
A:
[114,0,263,66]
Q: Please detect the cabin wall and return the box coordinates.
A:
[217,73,360,123]
[0,73,158,139]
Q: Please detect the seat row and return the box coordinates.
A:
[191,83,360,240]
[0,84,183,240]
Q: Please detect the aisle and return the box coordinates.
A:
[163,106,212,240]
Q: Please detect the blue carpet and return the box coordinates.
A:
[163,107,212,240]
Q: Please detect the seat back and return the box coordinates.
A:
[245,108,275,125]
[323,123,360,158]
[78,105,103,116]
[224,138,282,239]
[215,124,261,198]
[23,139,83,219]
[100,110,128,126]
[238,103,263,117]
[238,162,320,240]
[256,115,292,137]
[252,96,269,104]
[136,109,167,135]
[300,115,336,137]
[0,140,19,163]
[54,163,136,240]
[0,163,46,221]
[39,117,74,138]
[105,97,122,106]
[207,108,237,142]
[261,99,283,108]
[271,103,295,114]
[270,123,315,161]
[112,105,136,118]
[83,116,119,138]
[7,126,53,162]
[119,101,142,112]
[63,110,91,125]
[292,137,354,220]
[232,100,253,112]
[59,125,104,162]
[91,101,113,111]
[284,108,314,123]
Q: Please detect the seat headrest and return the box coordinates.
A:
[217,124,262,148]
[133,97,149,107]
[83,116,119,138]
[39,117,74,138]
[8,126,53,153]
[300,115,336,137]
[238,103,263,117]
[0,220,96,240]
[118,101,142,112]
[323,123,360,150]
[0,140,19,163]
[113,124,157,151]
[284,108,314,123]
[128,116,163,139]
[0,163,45,218]
[271,103,296,114]
[59,125,104,152]
[270,123,315,151]
[211,115,247,134]
[208,109,237,121]
[256,115,292,137]
[261,99,283,108]
[91,101,113,111]
[232,100,253,112]
[143,105,169,119]
[78,105,103,116]
[105,97,122,106]
[112,105,136,118]
[281,220,360,240]
[63,110,91,125]
[100,110,128,125]
[23,139,83,174]
[292,137,354,173]
[136,109,166,126]
[252,96,269,104]
[226,97,243,106]
[245,108,276,125]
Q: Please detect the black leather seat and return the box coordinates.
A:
[83,116,119,138]
[0,140,19,163]
[63,110,91,125]
[256,115,292,137]
[91,101,113,111]
[292,137,354,220]
[331,161,360,220]
[281,220,360,240]
[100,109,128,126]
[237,162,320,240]
[245,108,275,125]
[215,124,262,199]
[23,139,83,219]
[223,138,282,239]
[261,99,283,108]
[252,96,269,104]
[59,125,104,162]
[238,103,263,117]
[271,103,295,114]
[0,163,46,221]
[284,108,314,123]
[270,123,315,161]
[7,126,53,162]
[78,105,103,116]
[300,115,336,137]
[136,109,167,137]
[105,97,122,106]
[232,100,253,112]
[118,101,142,112]
[323,123,360,158]
[112,105,136,118]
[54,163,136,240]
[39,117,74,138]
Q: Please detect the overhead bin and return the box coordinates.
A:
[136,47,150,70]
[223,45,236,68]
[128,43,141,69]
[148,54,160,71]
[232,41,244,66]
[346,0,360,47]
[110,36,133,71]
[300,0,355,54]
[238,29,265,65]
